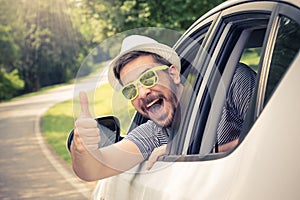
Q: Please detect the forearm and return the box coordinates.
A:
[214,138,239,153]
[70,139,144,181]
[70,142,121,181]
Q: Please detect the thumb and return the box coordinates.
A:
[79,91,92,118]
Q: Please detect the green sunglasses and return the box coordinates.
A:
[121,65,169,100]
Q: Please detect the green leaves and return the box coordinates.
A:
[0,0,226,100]
[0,68,24,101]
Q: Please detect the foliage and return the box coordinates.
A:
[16,0,84,92]
[0,67,24,101]
[0,25,20,70]
[0,0,226,99]
[76,0,226,41]
[0,0,85,94]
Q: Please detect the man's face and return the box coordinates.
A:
[120,55,181,127]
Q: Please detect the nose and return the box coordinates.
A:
[137,85,151,99]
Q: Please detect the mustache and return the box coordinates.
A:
[143,94,164,105]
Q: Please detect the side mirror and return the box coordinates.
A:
[66,116,122,152]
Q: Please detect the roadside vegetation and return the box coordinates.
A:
[0,0,226,102]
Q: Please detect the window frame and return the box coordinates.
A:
[255,3,300,117]
[239,1,300,145]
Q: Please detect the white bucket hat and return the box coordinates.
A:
[107,35,181,90]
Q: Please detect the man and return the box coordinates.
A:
[70,35,183,181]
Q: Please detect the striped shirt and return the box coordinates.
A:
[125,120,169,159]
[217,63,256,145]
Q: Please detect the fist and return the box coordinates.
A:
[72,91,101,153]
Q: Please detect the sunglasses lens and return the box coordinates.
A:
[121,66,164,100]
[140,71,157,87]
[122,84,137,100]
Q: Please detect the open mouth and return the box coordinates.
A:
[146,98,164,113]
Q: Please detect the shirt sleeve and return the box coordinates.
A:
[125,120,168,159]
[217,63,256,145]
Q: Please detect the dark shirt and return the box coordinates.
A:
[217,63,256,145]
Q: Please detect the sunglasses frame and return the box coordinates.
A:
[121,65,169,100]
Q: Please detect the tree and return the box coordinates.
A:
[14,0,84,92]
[73,0,226,71]
[0,67,24,101]
[0,0,227,97]
[77,0,226,37]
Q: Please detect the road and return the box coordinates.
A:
[0,71,107,200]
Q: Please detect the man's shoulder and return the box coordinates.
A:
[129,120,163,136]
[236,62,256,77]
[139,120,161,131]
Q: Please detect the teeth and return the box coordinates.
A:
[146,99,160,108]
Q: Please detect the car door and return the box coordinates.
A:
[94,1,300,199]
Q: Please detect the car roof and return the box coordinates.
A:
[189,0,300,30]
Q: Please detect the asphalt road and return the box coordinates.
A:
[0,84,97,199]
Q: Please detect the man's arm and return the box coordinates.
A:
[71,135,143,181]
[146,144,167,170]
[70,92,144,181]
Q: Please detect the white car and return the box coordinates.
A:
[90,0,300,199]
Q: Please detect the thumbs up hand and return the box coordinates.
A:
[72,91,100,153]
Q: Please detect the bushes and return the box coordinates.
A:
[0,67,24,101]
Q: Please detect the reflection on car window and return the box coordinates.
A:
[179,24,210,87]
[264,16,300,106]
[240,47,261,73]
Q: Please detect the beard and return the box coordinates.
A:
[142,85,179,128]
[153,93,177,127]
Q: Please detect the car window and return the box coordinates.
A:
[263,16,300,106]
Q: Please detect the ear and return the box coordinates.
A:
[168,65,181,84]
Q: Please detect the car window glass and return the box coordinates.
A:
[263,16,300,106]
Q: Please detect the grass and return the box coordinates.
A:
[240,47,261,72]
[43,100,74,163]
